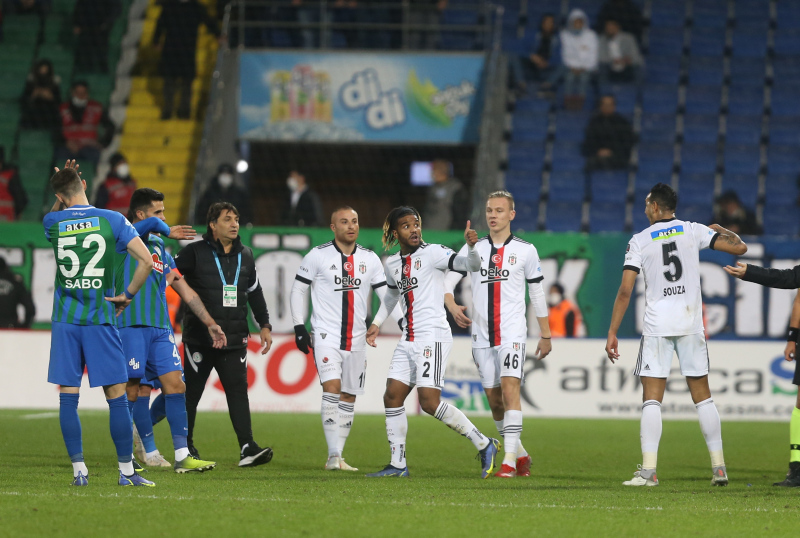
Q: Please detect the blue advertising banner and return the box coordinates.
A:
[238,51,486,143]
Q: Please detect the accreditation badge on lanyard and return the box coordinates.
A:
[213,251,241,308]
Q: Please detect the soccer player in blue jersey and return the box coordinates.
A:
[44,161,156,487]
[120,188,224,473]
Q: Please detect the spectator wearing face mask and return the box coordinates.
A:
[547,283,583,338]
[281,170,323,227]
[54,80,115,167]
[94,152,136,214]
[195,163,253,226]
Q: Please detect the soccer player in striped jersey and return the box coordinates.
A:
[290,206,395,471]
[119,188,223,473]
[606,183,747,487]
[443,191,552,478]
[44,161,155,487]
[364,206,500,478]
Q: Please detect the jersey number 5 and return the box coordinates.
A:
[662,242,683,282]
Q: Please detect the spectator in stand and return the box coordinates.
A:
[94,153,136,214]
[154,0,220,120]
[407,0,447,50]
[713,190,762,236]
[423,159,470,231]
[557,9,598,111]
[547,283,583,338]
[0,147,27,221]
[510,13,560,95]
[281,170,323,227]
[54,80,115,167]
[0,256,35,329]
[581,95,634,171]
[595,0,644,44]
[20,59,61,131]
[195,163,253,226]
[597,19,643,92]
[73,0,121,73]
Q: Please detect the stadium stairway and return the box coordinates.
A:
[115,0,218,222]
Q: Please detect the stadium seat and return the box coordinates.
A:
[590,170,628,203]
[763,204,800,236]
[684,86,721,115]
[1,15,41,46]
[512,201,539,231]
[725,115,762,145]
[550,141,584,172]
[441,9,479,26]
[554,111,590,143]
[678,173,716,206]
[548,170,587,203]
[680,204,711,225]
[514,97,552,114]
[637,142,675,174]
[731,26,769,58]
[723,144,762,176]
[648,28,685,56]
[734,0,770,24]
[649,0,687,28]
[0,103,20,134]
[589,202,626,232]
[770,85,800,118]
[728,58,766,87]
[545,201,583,232]
[507,142,545,172]
[776,1,800,28]
[721,174,759,208]
[640,113,676,144]
[634,171,667,194]
[727,85,764,116]
[682,114,719,144]
[774,30,800,56]
[768,146,800,175]
[512,112,549,143]
[642,85,678,114]
[687,56,724,86]
[505,170,543,202]
[608,85,637,116]
[680,144,718,175]
[440,32,479,51]
[771,57,800,86]
[689,27,726,56]
[691,0,729,28]
[632,190,650,231]
[764,174,798,207]
[768,116,800,146]
[646,55,682,85]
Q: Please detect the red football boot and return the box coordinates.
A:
[495,464,517,478]
[516,455,532,477]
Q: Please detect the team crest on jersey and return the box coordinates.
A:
[192,352,202,364]
[414,258,421,270]
[513,342,520,351]
[423,346,432,359]
[359,262,366,274]
[152,252,164,274]
[491,254,502,264]
[508,254,517,265]
[626,244,631,253]
[344,261,353,272]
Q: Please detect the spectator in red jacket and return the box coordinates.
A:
[0,146,28,222]
[54,80,115,167]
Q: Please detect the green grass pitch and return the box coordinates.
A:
[1,410,799,537]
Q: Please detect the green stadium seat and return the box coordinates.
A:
[43,15,71,45]
[37,45,75,82]
[79,75,114,106]
[53,0,78,16]
[0,75,26,102]
[1,16,42,46]
[0,130,16,154]
[18,130,54,156]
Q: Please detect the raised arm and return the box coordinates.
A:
[605,269,638,363]
[449,221,480,272]
[709,224,747,256]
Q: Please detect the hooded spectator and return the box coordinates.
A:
[559,8,598,110]
[196,163,253,225]
[94,152,137,214]
[21,59,62,131]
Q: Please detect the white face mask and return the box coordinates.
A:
[116,163,130,178]
[72,97,88,107]
[218,173,233,188]
[548,292,563,307]
[286,176,299,192]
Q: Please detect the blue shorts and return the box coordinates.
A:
[48,322,128,388]
[120,326,183,382]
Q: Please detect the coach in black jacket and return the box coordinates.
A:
[175,201,274,467]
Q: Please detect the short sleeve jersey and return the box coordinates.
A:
[295,242,386,351]
[457,234,543,347]
[43,204,139,325]
[383,243,456,343]
[117,233,176,329]
[624,218,718,336]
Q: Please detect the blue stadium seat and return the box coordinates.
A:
[545,201,583,232]
[512,202,539,232]
[775,2,800,29]
[772,57,800,86]
[270,30,293,48]
[554,111,590,143]
[502,29,536,54]
[608,85,638,116]
[572,0,604,22]
[525,0,561,24]
[721,174,759,208]
[550,141,584,172]
[440,32,479,51]
[689,27,726,56]
[764,174,798,207]
[727,85,764,116]
[763,204,800,236]
[682,114,719,144]
[648,28,685,55]
[590,170,629,203]
[735,1,771,25]
[770,86,800,117]
[549,170,587,203]
[729,58,766,87]
[650,0,686,28]
[589,202,626,232]
[687,56,724,86]
[512,112,549,143]
[642,85,678,114]
[640,113,676,143]
[774,30,800,56]
[725,115,762,145]
[514,97,552,114]
[692,0,729,28]
[646,55,682,84]
[441,9,479,26]
[505,170,543,202]
[680,144,718,174]
[634,171,667,195]
[768,117,800,146]
[638,142,675,174]
[680,204,712,225]
[632,188,651,231]
[678,174,716,206]
[723,144,761,177]
[507,142,545,171]
[685,86,721,115]
[732,26,769,58]
[768,146,800,175]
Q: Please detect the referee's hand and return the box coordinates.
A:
[294,324,311,354]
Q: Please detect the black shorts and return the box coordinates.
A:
[794,358,800,386]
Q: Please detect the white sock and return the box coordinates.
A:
[696,397,725,467]
[502,410,523,467]
[337,400,355,456]
[641,400,662,470]
[119,460,134,476]
[145,450,159,460]
[494,419,504,437]
[72,461,88,478]
[386,406,407,468]
[434,401,489,450]
[175,447,190,461]
[321,393,340,457]
[496,417,528,457]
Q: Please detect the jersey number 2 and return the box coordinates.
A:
[662,242,683,282]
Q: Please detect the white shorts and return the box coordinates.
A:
[313,346,367,395]
[472,342,526,388]
[633,333,710,378]
[387,340,451,390]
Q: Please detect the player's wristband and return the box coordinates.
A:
[261,323,273,331]
[541,337,551,339]
[787,327,799,342]
[123,289,135,300]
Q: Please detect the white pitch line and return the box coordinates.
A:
[19,412,59,420]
